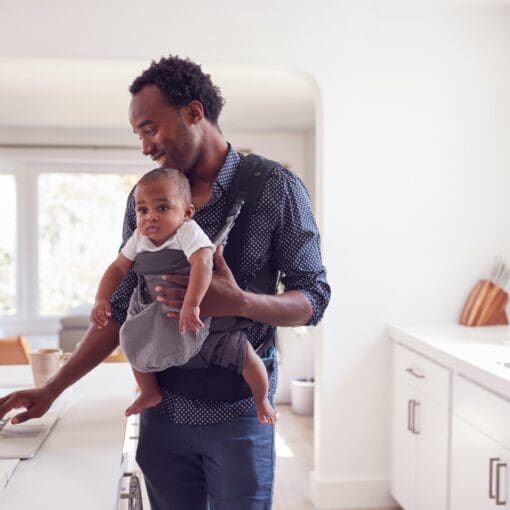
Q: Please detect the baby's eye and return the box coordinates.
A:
[157,205,168,212]
[137,207,148,214]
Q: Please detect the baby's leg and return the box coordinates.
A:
[242,342,277,425]
[125,368,162,416]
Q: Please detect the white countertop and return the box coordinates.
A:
[0,363,133,510]
[389,324,510,400]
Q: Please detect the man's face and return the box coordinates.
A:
[134,178,194,246]
[129,85,200,175]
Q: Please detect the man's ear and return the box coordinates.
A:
[185,203,196,220]
[186,100,204,124]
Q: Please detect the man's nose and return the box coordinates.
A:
[141,138,154,156]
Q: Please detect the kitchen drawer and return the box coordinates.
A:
[454,375,510,450]
[394,343,450,408]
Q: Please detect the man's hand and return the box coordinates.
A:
[0,386,56,424]
[157,246,245,319]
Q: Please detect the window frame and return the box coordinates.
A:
[0,147,151,336]
[0,170,19,318]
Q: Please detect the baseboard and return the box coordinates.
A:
[309,471,399,509]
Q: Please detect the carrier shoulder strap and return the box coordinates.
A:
[222,153,279,284]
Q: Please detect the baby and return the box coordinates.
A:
[90,168,276,424]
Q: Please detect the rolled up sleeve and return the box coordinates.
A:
[272,170,331,325]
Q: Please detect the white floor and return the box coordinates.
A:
[274,405,314,509]
[274,405,400,510]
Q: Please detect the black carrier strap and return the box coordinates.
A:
[223,154,275,284]
[157,153,280,401]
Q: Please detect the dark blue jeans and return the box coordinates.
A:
[136,407,275,509]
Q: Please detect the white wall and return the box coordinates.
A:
[2,2,510,508]
[226,130,314,195]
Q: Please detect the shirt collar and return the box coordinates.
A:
[213,144,241,195]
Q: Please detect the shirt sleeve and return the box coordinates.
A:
[110,188,138,324]
[120,230,139,261]
[176,220,214,260]
[268,169,330,326]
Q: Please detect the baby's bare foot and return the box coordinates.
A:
[125,392,162,416]
[256,397,277,425]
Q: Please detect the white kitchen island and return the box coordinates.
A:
[0,363,137,510]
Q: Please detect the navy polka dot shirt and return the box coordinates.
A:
[110,147,330,425]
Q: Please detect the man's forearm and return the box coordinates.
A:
[47,320,121,398]
[237,289,312,327]
[162,247,315,327]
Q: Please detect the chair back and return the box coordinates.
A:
[0,336,31,364]
[105,347,128,363]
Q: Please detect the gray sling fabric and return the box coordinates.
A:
[120,249,248,374]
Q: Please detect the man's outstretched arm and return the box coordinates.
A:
[0,321,120,424]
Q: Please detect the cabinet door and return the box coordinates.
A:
[391,376,416,510]
[451,416,510,510]
[415,393,449,510]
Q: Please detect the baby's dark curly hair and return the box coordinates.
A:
[130,55,225,125]
[137,168,192,204]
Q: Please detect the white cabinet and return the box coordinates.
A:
[451,415,509,509]
[450,376,510,509]
[391,344,449,510]
[391,376,417,510]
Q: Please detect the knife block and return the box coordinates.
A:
[459,280,508,327]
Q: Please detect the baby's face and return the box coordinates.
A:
[134,179,194,246]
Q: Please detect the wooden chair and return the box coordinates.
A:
[104,347,128,363]
[0,336,31,364]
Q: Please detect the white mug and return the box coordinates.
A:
[29,348,71,387]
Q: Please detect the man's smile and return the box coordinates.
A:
[151,152,166,164]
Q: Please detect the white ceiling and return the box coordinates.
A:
[0,58,315,133]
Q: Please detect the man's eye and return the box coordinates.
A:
[143,128,156,136]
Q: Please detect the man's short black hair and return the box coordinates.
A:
[129,55,225,125]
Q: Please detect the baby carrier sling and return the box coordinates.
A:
[157,153,280,401]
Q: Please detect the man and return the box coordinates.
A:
[0,56,330,509]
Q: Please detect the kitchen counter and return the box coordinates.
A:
[389,324,510,400]
[0,363,133,510]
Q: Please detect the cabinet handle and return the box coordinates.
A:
[406,367,425,379]
[489,458,500,499]
[407,400,414,431]
[120,473,143,510]
[412,401,420,435]
[496,462,507,506]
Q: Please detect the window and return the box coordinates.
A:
[0,174,16,316]
[38,173,138,316]
[0,148,151,335]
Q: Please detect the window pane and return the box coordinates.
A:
[38,173,139,316]
[0,175,16,315]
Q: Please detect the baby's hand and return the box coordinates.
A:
[91,300,112,329]
[179,305,204,334]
